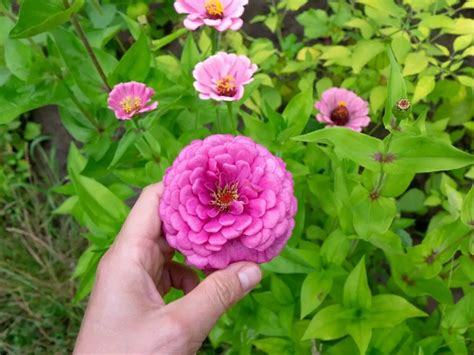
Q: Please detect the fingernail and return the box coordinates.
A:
[238,264,261,292]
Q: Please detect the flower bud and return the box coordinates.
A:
[392,98,412,120]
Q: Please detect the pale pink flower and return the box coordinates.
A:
[159,135,297,270]
[314,88,371,132]
[174,0,248,32]
[107,82,158,120]
[193,52,257,102]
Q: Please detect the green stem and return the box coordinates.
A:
[64,0,111,91]
[64,84,100,129]
[212,29,221,54]
[226,102,237,134]
[215,105,223,133]
[372,134,394,195]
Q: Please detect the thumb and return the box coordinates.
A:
[168,262,261,340]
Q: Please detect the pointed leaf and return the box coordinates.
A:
[301,272,333,318]
[347,320,372,355]
[303,304,349,340]
[367,294,427,328]
[383,45,407,127]
[343,257,372,309]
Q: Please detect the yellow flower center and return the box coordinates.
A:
[205,0,224,20]
[211,182,239,211]
[120,96,142,114]
[216,75,237,97]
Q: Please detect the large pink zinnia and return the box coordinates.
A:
[193,52,257,101]
[159,135,297,270]
[314,88,371,132]
[107,82,158,120]
[174,0,248,32]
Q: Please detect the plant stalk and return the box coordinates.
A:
[64,0,111,91]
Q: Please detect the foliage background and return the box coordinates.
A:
[0,0,473,353]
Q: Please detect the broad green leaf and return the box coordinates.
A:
[347,320,372,355]
[109,32,151,85]
[286,0,308,10]
[442,291,474,332]
[358,0,405,17]
[413,76,435,104]
[4,39,33,81]
[461,187,474,226]
[370,86,387,113]
[181,33,200,79]
[271,275,293,305]
[9,0,84,38]
[385,135,474,173]
[252,337,292,354]
[384,46,407,127]
[351,185,397,236]
[279,87,314,139]
[296,9,330,39]
[301,272,333,318]
[442,332,468,355]
[73,250,101,303]
[320,229,351,266]
[70,172,129,236]
[453,34,473,52]
[367,295,427,328]
[343,257,372,309]
[51,27,105,99]
[402,51,429,76]
[352,40,384,73]
[293,128,383,171]
[109,130,140,168]
[67,143,87,175]
[398,188,426,212]
[303,304,349,340]
[446,18,474,35]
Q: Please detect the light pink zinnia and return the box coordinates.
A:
[314,88,370,132]
[193,52,257,101]
[159,135,297,270]
[174,0,248,32]
[107,82,158,120]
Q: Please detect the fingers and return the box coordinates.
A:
[117,182,164,247]
[157,262,200,296]
[166,262,261,340]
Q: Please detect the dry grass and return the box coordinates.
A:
[0,142,87,353]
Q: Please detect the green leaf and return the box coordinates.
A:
[9,0,84,38]
[352,40,384,74]
[384,45,407,127]
[301,272,333,318]
[343,257,372,310]
[303,304,350,340]
[51,27,105,99]
[320,229,351,266]
[271,275,293,305]
[351,185,397,236]
[398,188,426,212]
[296,9,330,39]
[385,135,474,173]
[347,320,372,355]
[109,130,140,168]
[442,291,474,332]
[358,0,405,17]
[252,337,292,354]
[279,87,314,140]
[70,172,129,236]
[412,76,435,104]
[109,32,151,85]
[402,51,429,76]
[461,187,474,226]
[293,128,383,171]
[4,38,33,81]
[181,33,200,79]
[367,294,427,328]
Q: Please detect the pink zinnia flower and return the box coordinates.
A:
[193,52,257,101]
[174,0,248,32]
[314,88,370,132]
[107,82,158,120]
[159,135,297,270]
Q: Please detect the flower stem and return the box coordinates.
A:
[64,0,111,91]
[215,105,223,133]
[212,29,221,54]
[226,102,237,134]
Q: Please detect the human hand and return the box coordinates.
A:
[74,182,262,354]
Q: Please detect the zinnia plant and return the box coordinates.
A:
[174,0,248,31]
[107,82,158,120]
[159,135,297,270]
[314,87,370,132]
[193,52,257,102]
